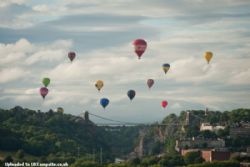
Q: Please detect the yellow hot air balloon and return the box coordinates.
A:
[162,64,170,74]
[204,51,213,64]
[95,80,104,92]
[57,107,64,113]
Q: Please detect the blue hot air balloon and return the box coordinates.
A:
[100,98,109,109]
[127,90,136,101]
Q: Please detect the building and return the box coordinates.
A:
[230,123,250,138]
[201,149,230,162]
[176,138,225,152]
[200,123,225,132]
[181,149,200,156]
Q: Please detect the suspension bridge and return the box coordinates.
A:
[79,110,206,127]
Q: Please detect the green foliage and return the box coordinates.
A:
[0,107,140,163]
[184,151,204,165]
[199,130,217,139]
[16,149,25,159]
[70,159,101,167]
[107,163,128,167]
[4,155,13,162]
[159,154,185,167]
[187,160,240,167]
[128,157,140,166]
[164,137,177,154]
[0,107,249,166]
[141,156,159,166]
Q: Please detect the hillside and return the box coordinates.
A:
[0,106,140,164]
[0,107,250,166]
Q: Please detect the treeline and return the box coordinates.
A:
[0,106,140,163]
[0,106,249,166]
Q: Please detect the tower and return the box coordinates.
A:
[205,107,208,116]
[84,111,89,121]
[185,111,190,126]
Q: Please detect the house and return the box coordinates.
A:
[201,149,230,162]
[181,149,200,156]
[200,123,225,132]
[230,123,250,138]
[175,137,225,152]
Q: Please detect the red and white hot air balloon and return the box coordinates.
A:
[161,100,168,109]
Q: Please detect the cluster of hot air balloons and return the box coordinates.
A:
[39,38,213,112]
[40,78,50,99]
[97,39,172,110]
[97,39,213,110]
[39,51,77,99]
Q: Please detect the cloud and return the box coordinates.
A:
[0,68,29,83]
[32,4,49,13]
[0,0,29,8]
[0,1,250,122]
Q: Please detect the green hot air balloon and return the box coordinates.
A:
[42,78,50,87]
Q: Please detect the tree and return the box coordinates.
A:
[128,157,140,166]
[184,151,204,165]
[159,155,185,166]
[187,160,240,167]
[70,160,101,167]
[16,149,25,159]
[200,130,217,139]
[4,155,13,162]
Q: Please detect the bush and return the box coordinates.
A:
[184,151,204,165]
[4,155,13,162]
[187,160,240,167]
[16,149,25,159]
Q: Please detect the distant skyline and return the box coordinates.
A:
[0,0,250,123]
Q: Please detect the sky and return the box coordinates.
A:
[0,0,250,123]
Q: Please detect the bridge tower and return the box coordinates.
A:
[205,107,208,116]
[185,111,190,126]
[84,111,89,121]
[181,111,190,133]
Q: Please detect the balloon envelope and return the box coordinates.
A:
[162,64,170,74]
[147,79,154,89]
[42,78,50,87]
[40,87,49,99]
[133,39,147,59]
[100,98,109,109]
[204,51,213,64]
[161,100,168,108]
[57,107,64,113]
[68,51,76,62]
[95,80,104,91]
[127,90,136,100]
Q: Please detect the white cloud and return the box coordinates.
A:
[1,0,250,121]
[0,68,29,83]
[0,0,29,8]
[32,4,49,13]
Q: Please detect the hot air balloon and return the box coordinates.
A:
[147,79,154,89]
[42,78,50,87]
[133,39,147,59]
[100,98,109,109]
[161,100,168,109]
[204,51,213,64]
[162,64,170,74]
[95,80,104,92]
[127,90,136,101]
[68,51,76,62]
[40,87,49,99]
[57,107,64,113]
